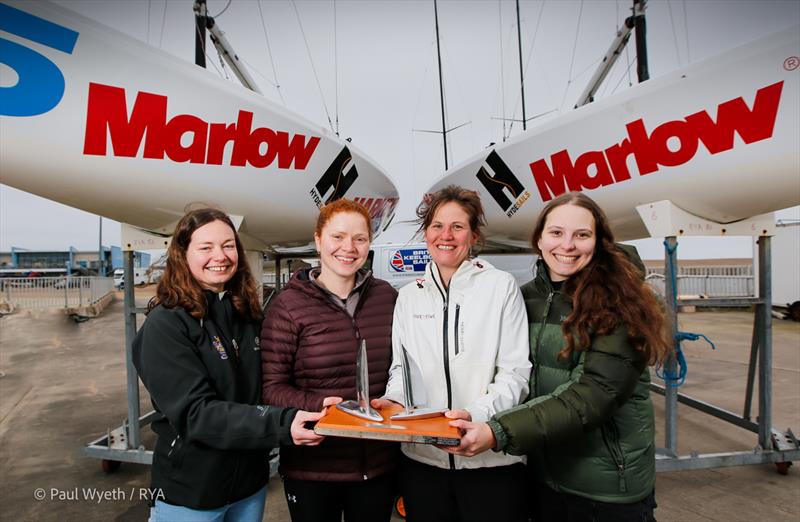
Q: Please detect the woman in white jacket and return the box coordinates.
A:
[373,185,531,522]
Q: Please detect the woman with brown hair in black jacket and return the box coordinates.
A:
[133,207,332,522]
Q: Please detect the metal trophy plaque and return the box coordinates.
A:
[391,345,447,420]
[336,339,383,422]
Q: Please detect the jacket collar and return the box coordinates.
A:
[287,266,373,300]
[425,257,493,293]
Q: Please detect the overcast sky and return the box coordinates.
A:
[1,0,798,259]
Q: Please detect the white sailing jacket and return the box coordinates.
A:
[384,258,531,470]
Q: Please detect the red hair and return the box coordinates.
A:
[315,199,373,239]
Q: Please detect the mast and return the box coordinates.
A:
[194,0,207,68]
[516,0,527,131]
[633,0,649,82]
[574,0,647,108]
[192,0,262,94]
[434,0,448,170]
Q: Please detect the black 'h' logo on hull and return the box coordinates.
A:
[476,150,525,212]
[316,146,359,204]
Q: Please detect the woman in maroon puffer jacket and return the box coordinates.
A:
[261,198,399,522]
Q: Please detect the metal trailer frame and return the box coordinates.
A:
[86,234,799,474]
[84,250,282,476]
[84,251,154,470]
[653,235,800,473]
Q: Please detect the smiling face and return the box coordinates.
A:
[537,203,596,282]
[314,211,371,283]
[186,220,239,292]
[425,201,478,277]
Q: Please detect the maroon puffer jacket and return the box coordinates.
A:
[260,268,399,481]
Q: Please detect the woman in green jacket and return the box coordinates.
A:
[444,192,670,522]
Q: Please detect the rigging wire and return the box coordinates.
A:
[683,0,691,63]
[334,0,340,136]
[609,56,636,96]
[146,0,151,44]
[241,58,279,88]
[210,0,232,18]
[625,29,633,89]
[508,0,545,138]
[498,0,506,142]
[559,0,584,113]
[291,0,335,133]
[256,0,287,106]
[158,0,167,48]
[598,4,633,100]
[410,40,436,135]
[667,0,683,66]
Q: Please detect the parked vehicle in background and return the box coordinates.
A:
[113,268,148,289]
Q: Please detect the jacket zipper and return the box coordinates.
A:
[454,304,461,355]
[431,268,455,469]
[601,420,627,493]
[533,291,554,397]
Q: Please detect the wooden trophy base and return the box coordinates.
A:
[315,402,461,446]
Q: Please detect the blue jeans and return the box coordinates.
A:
[149,485,267,522]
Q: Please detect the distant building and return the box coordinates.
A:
[0,246,150,276]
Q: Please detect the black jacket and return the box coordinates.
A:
[133,291,298,509]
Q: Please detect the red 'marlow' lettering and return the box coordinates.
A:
[83,82,321,170]
[83,83,166,158]
[529,81,784,201]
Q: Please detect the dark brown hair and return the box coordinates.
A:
[415,185,487,249]
[531,192,670,365]
[315,198,373,240]
[149,208,262,321]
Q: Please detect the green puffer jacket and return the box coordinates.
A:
[488,253,655,504]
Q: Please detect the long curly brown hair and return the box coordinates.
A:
[531,192,670,365]
[149,208,262,321]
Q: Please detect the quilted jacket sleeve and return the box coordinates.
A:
[489,326,645,455]
[260,298,329,412]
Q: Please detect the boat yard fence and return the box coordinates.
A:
[645,265,755,298]
[0,276,115,311]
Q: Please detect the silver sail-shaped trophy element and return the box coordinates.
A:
[336,339,383,422]
[391,345,447,420]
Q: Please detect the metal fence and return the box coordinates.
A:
[262,273,290,286]
[646,273,754,297]
[0,277,115,309]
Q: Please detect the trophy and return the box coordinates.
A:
[336,339,383,422]
[319,340,460,445]
[390,345,447,420]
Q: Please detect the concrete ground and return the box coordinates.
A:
[0,291,798,521]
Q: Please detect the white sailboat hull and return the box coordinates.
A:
[0,0,398,249]
[428,26,800,244]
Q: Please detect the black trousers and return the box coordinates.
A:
[399,456,529,522]
[282,471,397,522]
[532,480,657,522]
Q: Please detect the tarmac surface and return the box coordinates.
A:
[0,289,798,521]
